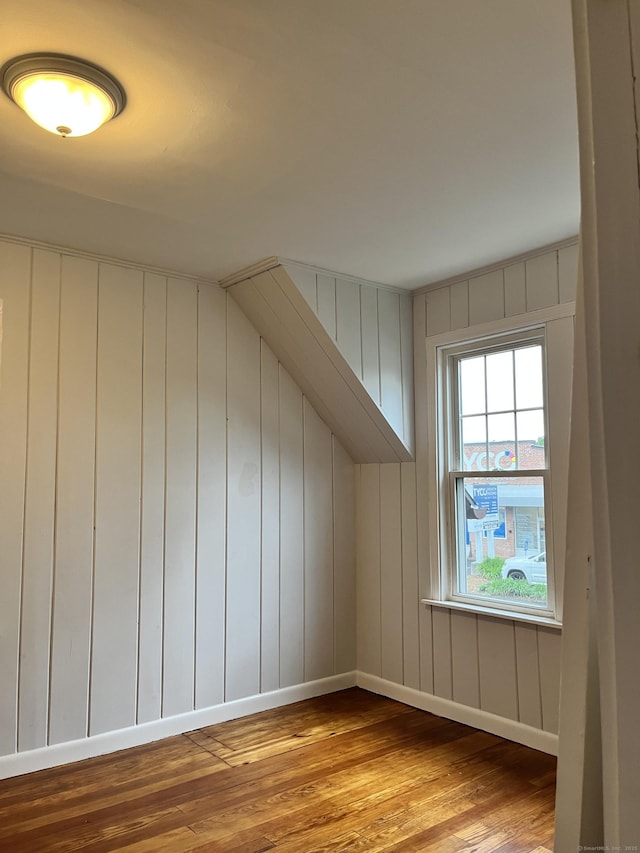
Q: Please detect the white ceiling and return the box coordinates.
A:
[0,0,579,289]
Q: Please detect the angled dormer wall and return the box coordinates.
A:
[221,259,414,463]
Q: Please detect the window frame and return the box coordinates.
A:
[423,304,574,626]
[443,329,554,618]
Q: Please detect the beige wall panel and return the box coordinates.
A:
[477,616,518,720]
[333,437,356,673]
[336,278,362,379]
[137,272,167,724]
[360,286,381,404]
[504,262,527,317]
[260,341,281,694]
[399,295,414,454]
[468,270,505,325]
[225,297,261,701]
[0,241,31,755]
[303,400,335,681]
[195,284,227,709]
[400,463,420,690]
[379,464,404,685]
[286,266,317,311]
[538,626,561,734]
[515,623,543,729]
[526,251,559,311]
[18,250,60,752]
[356,464,381,676]
[316,274,336,339]
[451,611,480,709]
[279,367,305,687]
[162,279,198,717]
[432,606,453,700]
[378,289,404,439]
[558,244,579,304]
[426,287,450,336]
[546,316,574,620]
[49,255,98,746]
[90,264,143,736]
[449,280,469,331]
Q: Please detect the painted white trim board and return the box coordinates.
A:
[0,673,356,780]
[356,672,558,756]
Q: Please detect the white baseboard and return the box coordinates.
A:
[356,672,558,756]
[0,672,357,780]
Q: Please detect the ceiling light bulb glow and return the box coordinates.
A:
[13,73,115,137]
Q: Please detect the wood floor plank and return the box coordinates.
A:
[0,688,556,852]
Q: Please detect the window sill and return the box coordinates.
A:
[420,598,562,629]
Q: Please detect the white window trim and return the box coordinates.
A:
[422,302,575,624]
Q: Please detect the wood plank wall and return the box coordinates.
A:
[0,237,356,760]
[356,242,578,736]
[284,265,414,453]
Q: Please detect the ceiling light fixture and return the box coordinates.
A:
[1,53,125,138]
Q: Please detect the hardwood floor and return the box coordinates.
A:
[0,688,556,852]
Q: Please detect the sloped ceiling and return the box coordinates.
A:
[0,0,579,288]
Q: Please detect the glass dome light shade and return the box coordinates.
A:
[2,54,125,138]
[12,73,116,137]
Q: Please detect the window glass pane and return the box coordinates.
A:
[487,413,516,471]
[461,415,486,470]
[455,475,548,609]
[459,356,485,415]
[516,410,546,468]
[515,345,543,409]
[486,350,514,413]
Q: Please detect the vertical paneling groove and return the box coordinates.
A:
[0,242,31,756]
[18,250,60,752]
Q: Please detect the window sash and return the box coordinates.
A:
[443,470,555,619]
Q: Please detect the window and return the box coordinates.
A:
[434,328,557,619]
